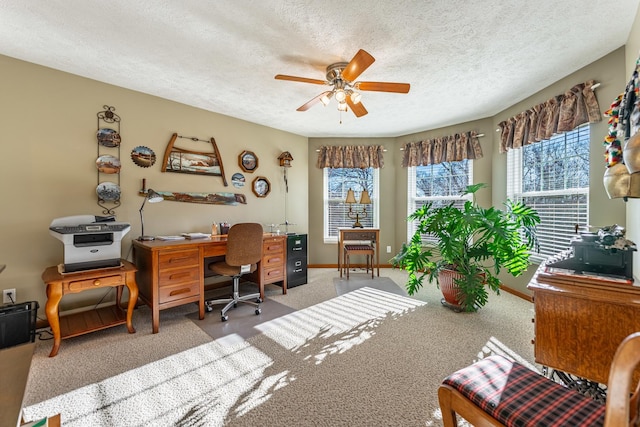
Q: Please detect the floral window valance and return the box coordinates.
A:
[401,131,482,167]
[316,145,384,169]
[498,79,601,153]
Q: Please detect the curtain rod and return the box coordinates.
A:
[398,133,485,150]
[315,147,387,152]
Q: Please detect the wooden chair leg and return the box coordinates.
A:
[438,386,459,427]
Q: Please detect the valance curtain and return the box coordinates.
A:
[316,145,384,169]
[401,131,483,167]
[498,79,601,153]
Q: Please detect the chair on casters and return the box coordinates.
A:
[205,222,264,322]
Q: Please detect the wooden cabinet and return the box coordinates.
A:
[528,270,640,384]
[250,235,287,293]
[133,242,205,334]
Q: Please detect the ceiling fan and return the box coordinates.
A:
[275,49,410,118]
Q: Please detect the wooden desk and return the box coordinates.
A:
[337,227,380,277]
[132,234,286,334]
[528,268,640,385]
[42,260,138,357]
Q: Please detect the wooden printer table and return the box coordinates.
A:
[42,260,138,357]
[528,268,640,385]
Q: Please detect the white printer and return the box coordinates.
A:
[49,215,130,273]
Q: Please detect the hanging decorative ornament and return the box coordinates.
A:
[278,151,293,192]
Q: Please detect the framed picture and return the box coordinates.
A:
[239,150,258,173]
[252,176,271,198]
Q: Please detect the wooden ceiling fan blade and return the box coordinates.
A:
[341,49,375,82]
[275,74,326,85]
[346,97,368,117]
[297,91,332,111]
[357,81,410,93]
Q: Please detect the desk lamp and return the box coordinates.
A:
[345,188,371,228]
[138,189,164,241]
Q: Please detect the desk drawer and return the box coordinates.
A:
[342,231,377,241]
[158,267,200,287]
[263,238,285,255]
[158,249,199,270]
[66,273,125,292]
[158,281,200,304]
[263,253,284,268]
[263,265,285,283]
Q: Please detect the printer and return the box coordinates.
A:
[49,215,130,273]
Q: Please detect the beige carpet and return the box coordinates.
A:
[21,268,537,426]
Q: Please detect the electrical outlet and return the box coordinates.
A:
[3,288,16,304]
[386,245,392,253]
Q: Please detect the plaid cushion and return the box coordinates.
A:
[442,355,605,427]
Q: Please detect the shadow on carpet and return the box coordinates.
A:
[334,275,407,296]
[187,283,296,342]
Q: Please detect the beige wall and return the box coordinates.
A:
[2,25,638,310]
[0,55,308,310]
[307,137,396,265]
[625,5,640,280]
[310,48,630,297]
[491,47,629,294]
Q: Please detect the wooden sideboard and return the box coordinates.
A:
[528,269,640,385]
[132,234,286,333]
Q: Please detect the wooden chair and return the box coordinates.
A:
[438,331,640,426]
[205,223,263,322]
[342,243,375,279]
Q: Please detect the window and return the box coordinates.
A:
[323,167,379,242]
[407,160,472,243]
[507,124,590,262]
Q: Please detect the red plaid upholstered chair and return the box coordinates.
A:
[438,332,640,427]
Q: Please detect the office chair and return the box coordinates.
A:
[205,222,264,321]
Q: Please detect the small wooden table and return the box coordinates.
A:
[42,260,138,357]
[337,227,380,278]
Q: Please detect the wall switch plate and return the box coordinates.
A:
[3,288,16,304]
[386,245,391,253]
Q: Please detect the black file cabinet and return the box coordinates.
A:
[287,234,308,288]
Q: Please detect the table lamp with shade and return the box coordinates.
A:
[345,188,371,228]
[138,189,164,241]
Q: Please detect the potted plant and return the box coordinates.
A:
[392,183,540,312]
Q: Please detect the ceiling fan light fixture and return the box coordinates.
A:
[350,91,362,104]
[335,89,346,102]
[337,102,348,112]
[320,93,331,106]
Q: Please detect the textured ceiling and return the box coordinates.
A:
[1,0,639,138]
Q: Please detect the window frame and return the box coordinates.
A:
[323,167,380,243]
[406,160,473,243]
[506,124,590,263]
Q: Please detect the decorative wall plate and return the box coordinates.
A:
[131,145,156,168]
[252,176,271,198]
[96,155,121,174]
[96,181,121,201]
[97,128,121,147]
[239,150,258,173]
[231,172,245,188]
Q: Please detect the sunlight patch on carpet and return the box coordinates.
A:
[22,287,426,426]
[255,287,426,361]
[22,338,274,426]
